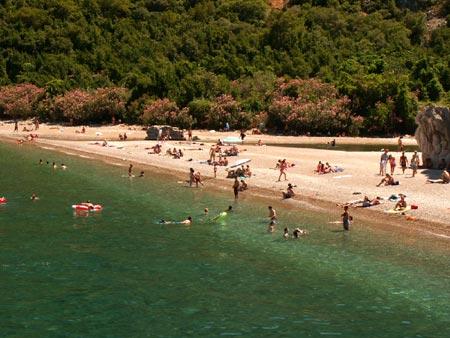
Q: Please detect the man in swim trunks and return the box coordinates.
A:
[233,177,240,199]
[268,206,277,222]
[377,174,396,187]
[128,164,133,177]
[399,152,408,174]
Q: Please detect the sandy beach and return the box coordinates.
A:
[1,120,449,238]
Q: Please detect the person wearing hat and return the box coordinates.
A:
[282,183,295,199]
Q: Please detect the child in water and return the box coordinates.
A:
[268,220,276,233]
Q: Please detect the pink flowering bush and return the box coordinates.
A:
[53,87,128,123]
[141,99,193,128]
[0,84,44,119]
[206,94,252,129]
[267,78,360,135]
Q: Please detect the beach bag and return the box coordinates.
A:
[411,204,418,210]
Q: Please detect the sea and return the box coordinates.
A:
[1,141,449,337]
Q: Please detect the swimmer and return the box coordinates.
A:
[283,227,289,239]
[293,228,307,238]
[268,220,276,233]
[226,205,233,212]
[139,170,144,177]
[52,162,57,169]
[39,159,43,165]
[204,208,209,216]
[30,193,39,201]
[61,163,67,170]
[161,216,192,225]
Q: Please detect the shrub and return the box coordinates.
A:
[0,83,44,119]
[141,98,193,128]
[267,78,357,135]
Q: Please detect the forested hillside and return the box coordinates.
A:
[0,0,449,135]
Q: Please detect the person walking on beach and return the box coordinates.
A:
[278,159,288,181]
[379,150,389,176]
[233,177,240,199]
[194,171,203,187]
[410,151,420,177]
[400,152,408,174]
[398,136,404,152]
[14,120,18,132]
[341,205,352,231]
[388,155,396,175]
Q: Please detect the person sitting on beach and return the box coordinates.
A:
[244,165,252,177]
[394,194,407,210]
[239,179,248,191]
[123,133,127,141]
[149,144,161,154]
[257,139,264,146]
[102,140,108,147]
[315,161,325,174]
[226,169,236,178]
[323,162,335,174]
[119,133,124,140]
[217,139,224,146]
[282,183,295,199]
[235,166,245,177]
[438,158,447,170]
[377,174,398,187]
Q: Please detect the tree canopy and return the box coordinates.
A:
[0,0,448,135]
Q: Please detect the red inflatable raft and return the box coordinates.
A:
[0,197,7,204]
[72,204,102,212]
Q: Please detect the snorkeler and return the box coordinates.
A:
[30,193,39,201]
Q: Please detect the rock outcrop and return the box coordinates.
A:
[415,106,450,168]
[146,125,185,140]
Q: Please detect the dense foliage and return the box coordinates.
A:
[0,0,449,135]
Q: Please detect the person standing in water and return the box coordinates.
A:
[128,164,133,177]
[341,205,352,231]
[30,193,39,201]
[189,168,195,187]
[233,177,240,199]
[268,206,277,222]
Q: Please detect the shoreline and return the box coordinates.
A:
[1,128,449,243]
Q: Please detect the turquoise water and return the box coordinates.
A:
[1,142,449,337]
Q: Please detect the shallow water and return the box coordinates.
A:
[1,142,449,337]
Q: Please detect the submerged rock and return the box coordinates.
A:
[415,106,450,168]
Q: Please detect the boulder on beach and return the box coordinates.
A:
[146,125,186,141]
[415,106,450,168]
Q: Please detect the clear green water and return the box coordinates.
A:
[1,142,449,337]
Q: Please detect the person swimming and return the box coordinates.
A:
[52,162,57,169]
[283,227,289,239]
[160,216,192,225]
[139,170,144,177]
[293,228,307,238]
[61,163,67,170]
[268,220,276,233]
[39,159,43,165]
[30,193,39,201]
